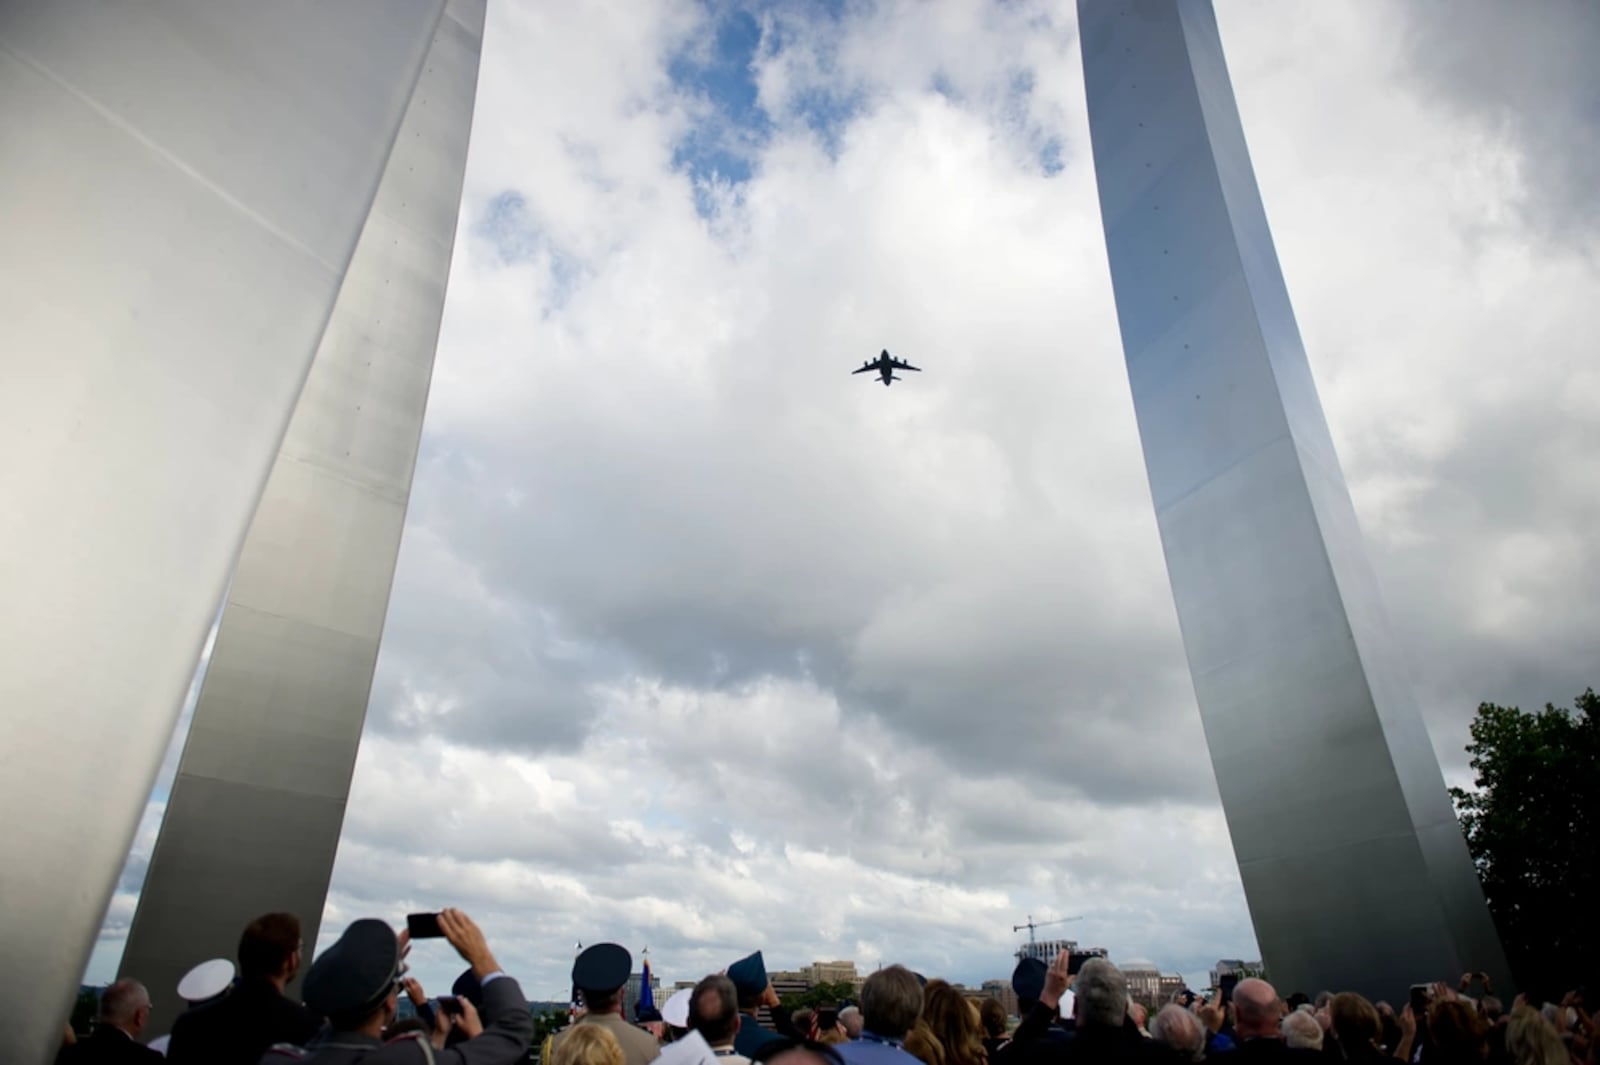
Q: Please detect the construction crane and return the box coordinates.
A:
[1012,914,1083,945]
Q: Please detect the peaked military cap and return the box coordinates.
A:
[573,942,632,993]
[302,919,401,1018]
[1012,957,1047,1002]
[727,951,768,995]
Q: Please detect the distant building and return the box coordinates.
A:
[802,960,859,987]
[1210,960,1266,988]
[982,979,1019,1018]
[1158,975,1186,1004]
[1121,961,1163,1009]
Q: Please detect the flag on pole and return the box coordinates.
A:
[638,950,655,1019]
[570,942,582,1023]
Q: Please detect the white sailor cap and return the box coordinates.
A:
[177,958,236,1004]
[662,986,693,1028]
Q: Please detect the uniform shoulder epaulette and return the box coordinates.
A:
[384,1029,437,1063]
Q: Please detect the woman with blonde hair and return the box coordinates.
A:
[921,980,986,1065]
[553,1023,626,1065]
[1505,1005,1568,1065]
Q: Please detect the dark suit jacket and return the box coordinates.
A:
[735,1014,783,1058]
[1012,1018,1182,1065]
[260,972,535,1064]
[167,978,322,1065]
[58,1025,165,1065]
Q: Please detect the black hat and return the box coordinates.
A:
[1012,958,1046,1002]
[638,1006,663,1023]
[303,919,401,1019]
[573,943,632,993]
[452,968,482,1006]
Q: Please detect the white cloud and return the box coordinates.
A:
[98,0,1597,1002]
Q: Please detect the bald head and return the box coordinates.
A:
[1233,979,1283,1040]
[99,978,152,1036]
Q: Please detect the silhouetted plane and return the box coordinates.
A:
[852,349,922,387]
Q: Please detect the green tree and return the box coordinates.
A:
[779,981,858,1010]
[532,1009,568,1043]
[1450,688,1599,995]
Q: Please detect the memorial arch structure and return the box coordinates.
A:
[0,2,1504,1059]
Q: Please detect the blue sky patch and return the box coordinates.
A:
[669,7,770,190]
[475,190,584,308]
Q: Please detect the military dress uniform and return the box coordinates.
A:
[260,919,533,1065]
[726,953,780,1060]
[546,944,661,1065]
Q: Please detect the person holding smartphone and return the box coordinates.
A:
[263,908,531,1064]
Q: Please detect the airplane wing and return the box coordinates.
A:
[890,358,921,372]
[851,365,875,374]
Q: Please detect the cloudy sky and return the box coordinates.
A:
[92,0,1597,998]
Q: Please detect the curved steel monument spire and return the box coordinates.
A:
[0,0,483,1059]
[1076,1,1508,997]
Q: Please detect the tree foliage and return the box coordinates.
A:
[532,1009,569,1043]
[780,981,858,1010]
[1450,688,1599,995]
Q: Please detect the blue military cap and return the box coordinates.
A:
[302,919,401,1019]
[1012,957,1046,1003]
[573,943,632,993]
[727,951,768,995]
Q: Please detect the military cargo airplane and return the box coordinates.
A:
[852,349,922,386]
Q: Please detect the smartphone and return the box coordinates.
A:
[1219,973,1239,1005]
[438,996,465,1018]
[1067,953,1090,976]
[406,912,446,939]
[1409,984,1431,1017]
[816,1008,838,1030]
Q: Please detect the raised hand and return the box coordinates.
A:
[1042,950,1072,1009]
[457,997,485,1039]
[438,908,500,977]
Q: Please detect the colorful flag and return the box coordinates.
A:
[637,953,655,1018]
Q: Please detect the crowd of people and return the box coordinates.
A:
[56,909,1595,1065]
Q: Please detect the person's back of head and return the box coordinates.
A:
[1429,999,1488,1064]
[557,1022,626,1065]
[690,975,742,1047]
[860,965,924,1041]
[1232,979,1283,1040]
[978,998,1007,1041]
[1329,992,1380,1052]
[239,912,302,983]
[839,1005,864,1040]
[1480,997,1503,1025]
[1282,1009,1323,1050]
[1151,1004,1206,1062]
[1505,1005,1567,1065]
[100,978,152,1037]
[921,981,983,1065]
[1073,959,1128,1030]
